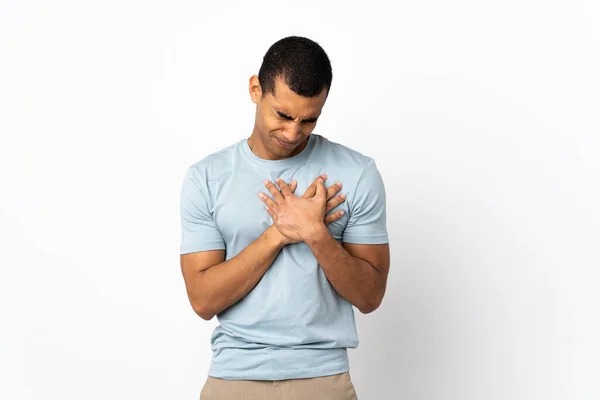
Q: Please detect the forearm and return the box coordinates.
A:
[195,226,286,318]
[306,225,384,313]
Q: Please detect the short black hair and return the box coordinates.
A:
[258,36,332,98]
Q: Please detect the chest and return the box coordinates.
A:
[212,168,349,249]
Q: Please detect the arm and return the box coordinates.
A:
[180,173,346,321]
[180,225,286,320]
[305,226,390,314]
[260,160,390,313]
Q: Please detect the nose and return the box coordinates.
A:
[281,121,302,143]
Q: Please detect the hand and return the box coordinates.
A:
[261,177,326,243]
[260,175,346,245]
[293,174,348,224]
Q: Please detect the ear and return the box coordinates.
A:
[249,75,262,104]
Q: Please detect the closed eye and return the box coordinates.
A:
[277,111,318,124]
[277,111,294,120]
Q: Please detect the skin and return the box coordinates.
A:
[260,178,390,314]
[180,175,348,320]
[247,75,327,161]
[180,74,389,320]
[252,75,390,313]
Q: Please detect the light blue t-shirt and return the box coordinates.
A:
[180,134,388,381]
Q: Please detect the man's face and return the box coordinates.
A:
[249,75,328,160]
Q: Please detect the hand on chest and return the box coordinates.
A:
[213,172,350,244]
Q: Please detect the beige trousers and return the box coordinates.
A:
[199,371,358,400]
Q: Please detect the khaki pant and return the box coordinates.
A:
[200,371,358,400]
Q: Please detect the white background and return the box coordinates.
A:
[1,1,599,399]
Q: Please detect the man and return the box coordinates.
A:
[180,36,390,399]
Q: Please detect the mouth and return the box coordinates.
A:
[276,138,301,148]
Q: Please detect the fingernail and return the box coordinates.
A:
[321,174,327,179]
[337,182,343,188]
[341,193,346,199]
[258,193,265,199]
[339,210,344,216]
[292,180,297,185]
[264,180,269,185]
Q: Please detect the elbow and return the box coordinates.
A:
[358,294,384,314]
[358,302,379,314]
[197,310,215,321]
[191,301,216,321]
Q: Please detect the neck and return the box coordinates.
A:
[248,134,309,160]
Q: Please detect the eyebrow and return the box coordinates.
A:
[276,109,319,123]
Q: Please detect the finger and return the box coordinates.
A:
[302,174,327,198]
[277,179,294,198]
[265,205,275,220]
[302,183,316,199]
[315,178,326,199]
[325,193,347,214]
[264,180,284,203]
[258,192,279,211]
[326,181,343,200]
[276,179,296,192]
[324,210,345,225]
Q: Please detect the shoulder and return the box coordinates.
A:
[185,140,241,183]
[312,134,376,174]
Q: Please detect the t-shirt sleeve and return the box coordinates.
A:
[179,167,226,255]
[342,159,389,245]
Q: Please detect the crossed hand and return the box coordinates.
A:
[258,174,346,245]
